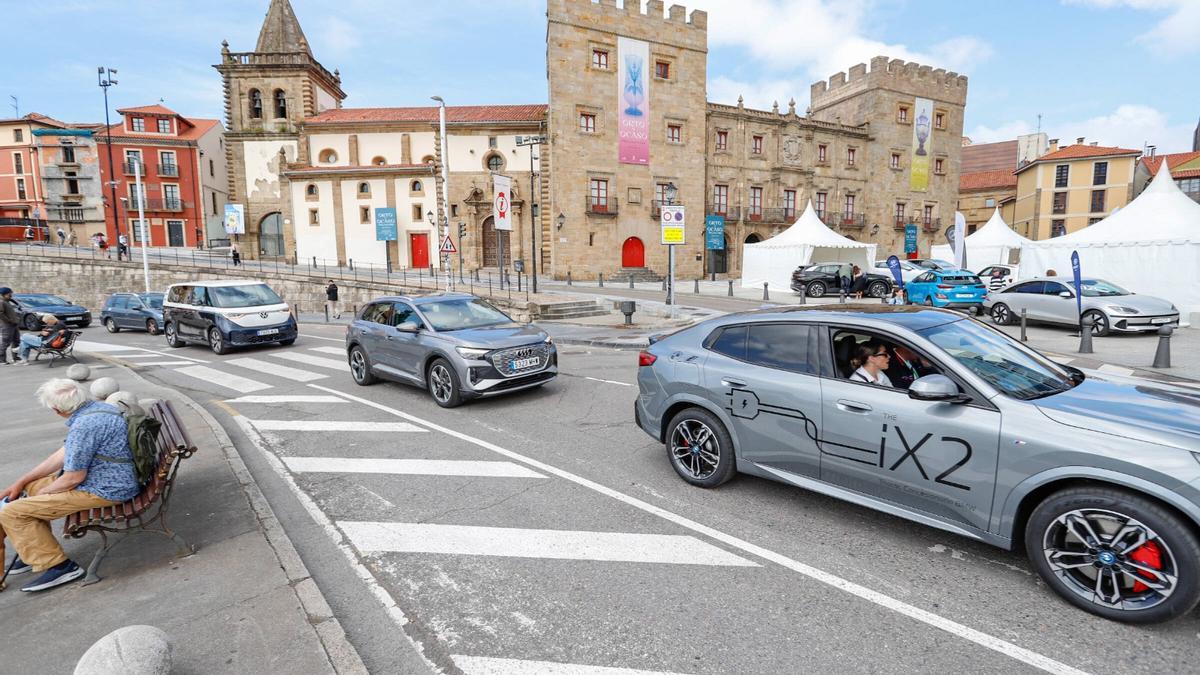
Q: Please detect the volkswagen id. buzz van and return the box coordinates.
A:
[162,280,297,354]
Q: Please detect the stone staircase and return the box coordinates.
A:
[537,299,611,320]
[611,267,663,283]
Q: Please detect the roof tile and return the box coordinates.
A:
[1140,150,1200,176]
[959,169,1017,191]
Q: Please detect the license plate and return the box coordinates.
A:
[69,315,83,320]
[511,356,540,370]
[1151,318,1173,324]
[955,294,974,299]
[257,328,280,336]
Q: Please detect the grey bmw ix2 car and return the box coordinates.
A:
[346,293,556,407]
[635,304,1200,623]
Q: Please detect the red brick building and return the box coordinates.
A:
[95,105,222,247]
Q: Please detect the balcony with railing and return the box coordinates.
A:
[894,216,916,230]
[827,212,866,229]
[585,196,618,216]
[756,208,797,224]
[921,217,942,233]
[745,207,765,222]
[127,197,187,212]
[705,205,740,221]
[158,163,179,177]
[122,161,146,176]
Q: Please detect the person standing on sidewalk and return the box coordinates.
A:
[0,287,21,364]
[56,228,66,246]
[117,233,129,261]
[325,280,341,319]
[0,379,140,592]
[230,245,242,267]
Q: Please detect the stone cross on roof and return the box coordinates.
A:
[255,0,311,54]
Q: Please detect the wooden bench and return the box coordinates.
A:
[30,329,81,368]
[63,399,199,586]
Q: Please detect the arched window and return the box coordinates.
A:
[319,149,337,163]
[420,155,435,166]
[274,89,287,118]
[305,184,318,198]
[371,156,387,166]
[358,182,370,195]
[249,89,263,119]
[744,233,762,244]
[410,180,423,193]
[485,154,504,172]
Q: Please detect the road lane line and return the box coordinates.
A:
[176,365,271,393]
[105,353,163,359]
[247,419,426,433]
[339,522,756,566]
[451,656,690,675]
[284,457,544,478]
[75,340,208,362]
[300,334,346,343]
[271,352,349,371]
[131,360,199,366]
[310,346,347,355]
[226,395,348,404]
[584,376,633,387]
[310,383,1088,675]
[228,357,327,382]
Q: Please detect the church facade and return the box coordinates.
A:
[217,0,968,280]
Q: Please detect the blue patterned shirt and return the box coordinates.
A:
[63,401,140,502]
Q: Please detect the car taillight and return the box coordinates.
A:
[638,351,657,367]
[937,284,953,289]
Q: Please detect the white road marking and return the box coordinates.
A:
[74,340,208,363]
[271,352,349,371]
[132,360,198,366]
[584,376,633,387]
[311,383,1088,675]
[247,419,425,433]
[310,346,347,355]
[225,395,348,404]
[228,357,327,382]
[105,353,162,359]
[339,522,756,567]
[1097,364,1135,377]
[76,340,145,353]
[452,656,691,675]
[176,365,271,393]
[283,457,543,478]
[301,334,346,343]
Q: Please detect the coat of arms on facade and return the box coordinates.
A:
[782,136,802,164]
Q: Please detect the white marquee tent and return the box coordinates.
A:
[932,208,1030,268]
[1019,165,1200,320]
[741,201,877,290]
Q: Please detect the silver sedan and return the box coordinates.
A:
[983,277,1179,336]
[635,305,1200,623]
[346,293,556,407]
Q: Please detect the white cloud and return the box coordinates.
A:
[708,76,808,112]
[1063,0,1199,56]
[969,104,1192,150]
[318,16,361,56]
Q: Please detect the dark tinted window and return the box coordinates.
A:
[1043,282,1071,295]
[942,275,982,286]
[708,325,747,360]
[746,323,813,374]
[1010,281,1046,294]
[362,303,392,325]
[915,272,935,283]
[391,303,423,329]
[113,296,129,310]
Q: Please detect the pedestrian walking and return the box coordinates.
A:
[66,230,77,247]
[230,245,241,267]
[55,228,66,246]
[117,233,129,261]
[96,234,111,260]
[23,226,34,244]
[0,287,21,364]
[325,280,341,319]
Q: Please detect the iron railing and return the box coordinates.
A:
[158,164,179,177]
[585,197,618,215]
[705,205,740,221]
[122,161,145,175]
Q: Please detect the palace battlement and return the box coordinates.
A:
[811,55,968,110]
[548,0,707,49]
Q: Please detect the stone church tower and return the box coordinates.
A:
[214,0,345,259]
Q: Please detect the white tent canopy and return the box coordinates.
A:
[741,201,877,290]
[1019,165,1200,319]
[932,208,1030,268]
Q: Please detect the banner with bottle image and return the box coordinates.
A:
[618,36,650,165]
[909,97,933,192]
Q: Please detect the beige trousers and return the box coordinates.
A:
[0,473,116,572]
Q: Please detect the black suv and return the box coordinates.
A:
[789,263,894,298]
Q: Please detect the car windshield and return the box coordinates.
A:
[140,294,164,309]
[419,298,513,331]
[1079,279,1128,297]
[919,319,1077,400]
[17,294,69,306]
[930,259,956,269]
[940,275,982,286]
[207,284,283,308]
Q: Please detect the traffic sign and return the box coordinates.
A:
[439,235,457,254]
[661,205,685,245]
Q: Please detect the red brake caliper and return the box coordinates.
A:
[1128,540,1163,593]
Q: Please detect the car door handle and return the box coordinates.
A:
[836,399,872,413]
[722,378,747,387]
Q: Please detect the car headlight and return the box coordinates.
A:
[1106,305,1139,314]
[455,346,490,359]
[543,335,553,345]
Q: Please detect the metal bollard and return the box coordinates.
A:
[324,303,330,323]
[763,282,769,301]
[661,278,667,292]
[1152,325,1173,368]
[1020,308,1028,342]
[567,271,572,286]
[598,272,604,288]
[629,275,635,289]
[293,303,299,320]
[352,304,357,318]
[727,280,734,297]
[1078,315,1094,354]
[694,279,700,294]
[840,290,847,304]
[798,284,806,305]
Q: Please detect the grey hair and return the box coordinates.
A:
[36,378,89,414]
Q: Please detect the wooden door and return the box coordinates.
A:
[621,237,645,267]
[410,233,430,268]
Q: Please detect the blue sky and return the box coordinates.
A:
[6,0,1197,151]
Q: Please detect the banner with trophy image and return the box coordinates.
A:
[618,36,650,165]
[909,97,933,192]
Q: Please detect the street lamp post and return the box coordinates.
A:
[664,182,678,306]
[515,133,547,294]
[431,96,452,292]
[98,67,124,261]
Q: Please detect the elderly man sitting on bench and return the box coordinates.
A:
[15,314,69,365]
[0,379,140,592]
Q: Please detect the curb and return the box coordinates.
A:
[99,358,368,675]
[554,336,650,350]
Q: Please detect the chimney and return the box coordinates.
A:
[1049,138,1059,153]
[1148,145,1156,157]
[1076,136,1085,145]
[1090,142,1098,146]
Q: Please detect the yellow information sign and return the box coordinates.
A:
[661,205,686,245]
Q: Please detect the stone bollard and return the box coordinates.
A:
[1020,308,1028,342]
[619,300,636,326]
[74,625,172,675]
[1152,325,1173,368]
[1078,315,1094,354]
[694,279,700,294]
[598,272,604,288]
[90,377,119,400]
[66,363,91,382]
[798,284,806,305]
[763,282,769,301]
[727,280,734,297]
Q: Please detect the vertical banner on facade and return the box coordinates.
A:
[618,37,650,165]
[492,174,512,231]
[704,215,725,250]
[375,207,397,241]
[909,97,933,192]
[223,204,245,234]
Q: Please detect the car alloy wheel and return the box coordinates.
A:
[1084,310,1110,337]
[145,319,158,335]
[165,322,183,348]
[209,328,228,355]
[666,408,736,488]
[427,358,462,408]
[868,281,888,298]
[349,346,375,385]
[23,314,40,330]
[991,303,1012,325]
[807,281,826,298]
[105,318,120,333]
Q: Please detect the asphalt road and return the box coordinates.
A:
[69,322,1200,674]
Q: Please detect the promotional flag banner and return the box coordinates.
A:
[618,37,650,165]
[953,212,967,270]
[223,204,245,235]
[885,255,905,288]
[493,174,512,231]
[1071,250,1083,320]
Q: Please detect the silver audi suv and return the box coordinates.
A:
[346,293,556,407]
[635,304,1200,623]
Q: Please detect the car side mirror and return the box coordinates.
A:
[395,323,420,334]
[908,374,970,404]
[1058,291,1072,299]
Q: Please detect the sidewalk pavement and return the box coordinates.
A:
[0,359,367,674]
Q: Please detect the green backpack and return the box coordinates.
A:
[82,407,163,487]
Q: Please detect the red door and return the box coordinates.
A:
[410,233,430,268]
[621,236,645,267]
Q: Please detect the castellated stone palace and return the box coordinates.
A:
[217,0,967,280]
